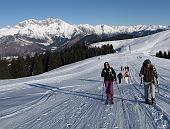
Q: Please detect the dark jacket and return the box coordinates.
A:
[101,67,116,81]
[117,72,123,79]
[139,64,157,82]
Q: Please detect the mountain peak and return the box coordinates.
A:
[16,18,67,27]
[17,19,39,27]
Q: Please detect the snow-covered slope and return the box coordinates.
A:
[92,30,170,55]
[0,19,170,129]
[0,18,168,43]
[0,53,170,129]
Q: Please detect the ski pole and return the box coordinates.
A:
[140,77,143,86]
[102,81,105,101]
[157,79,159,93]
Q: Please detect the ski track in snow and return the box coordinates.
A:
[0,53,170,129]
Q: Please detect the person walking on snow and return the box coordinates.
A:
[139,59,158,105]
[124,71,129,84]
[117,72,123,84]
[121,66,123,71]
[124,66,127,71]
[127,66,129,71]
[101,62,116,104]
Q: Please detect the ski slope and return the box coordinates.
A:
[0,30,170,129]
[91,30,170,55]
[0,52,170,129]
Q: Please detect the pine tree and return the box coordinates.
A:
[163,51,168,59]
[9,57,28,78]
[0,59,11,79]
[158,51,163,58]
[17,57,28,77]
[10,59,19,78]
[32,53,43,75]
[156,52,159,57]
[168,51,170,59]
[47,52,58,71]
[25,55,32,76]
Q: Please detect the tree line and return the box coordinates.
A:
[156,50,170,59]
[0,44,115,79]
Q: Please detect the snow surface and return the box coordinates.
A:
[92,30,170,55]
[0,30,170,129]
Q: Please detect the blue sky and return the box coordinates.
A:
[0,0,169,27]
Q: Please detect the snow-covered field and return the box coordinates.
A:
[0,30,170,129]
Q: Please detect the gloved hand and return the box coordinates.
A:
[139,74,144,78]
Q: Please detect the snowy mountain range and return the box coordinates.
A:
[0,18,169,57]
[0,18,168,41]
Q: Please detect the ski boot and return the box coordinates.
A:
[110,100,114,104]
[105,100,108,105]
[145,99,150,104]
[151,98,156,105]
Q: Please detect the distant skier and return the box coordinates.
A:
[127,66,129,71]
[122,67,124,71]
[101,62,116,104]
[124,71,129,84]
[139,59,158,105]
[117,72,123,84]
[121,66,123,71]
[124,66,127,71]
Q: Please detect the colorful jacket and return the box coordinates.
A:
[117,72,123,79]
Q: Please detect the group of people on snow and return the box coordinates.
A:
[120,66,129,71]
[101,59,158,105]
[117,67,130,84]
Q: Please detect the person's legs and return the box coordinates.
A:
[109,81,113,100]
[119,78,121,84]
[127,77,129,84]
[125,77,128,84]
[105,81,109,100]
[150,83,156,103]
[144,83,149,103]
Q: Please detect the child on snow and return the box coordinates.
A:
[117,72,123,84]
[124,71,129,84]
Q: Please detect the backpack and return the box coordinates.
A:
[143,65,154,82]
